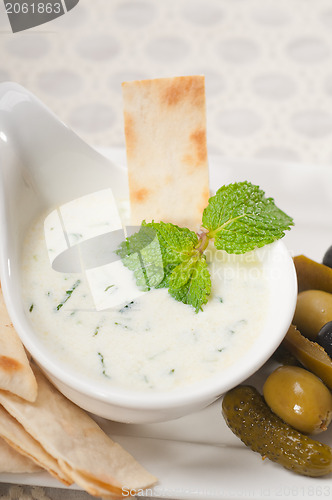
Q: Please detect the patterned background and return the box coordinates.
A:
[1,0,332,498]
[2,0,332,165]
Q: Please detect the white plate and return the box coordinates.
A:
[1,150,332,499]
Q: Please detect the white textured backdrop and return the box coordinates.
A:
[1,0,332,164]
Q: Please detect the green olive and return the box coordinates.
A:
[293,255,332,294]
[283,325,332,390]
[263,365,332,434]
[293,290,332,339]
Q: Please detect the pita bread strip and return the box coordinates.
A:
[0,402,72,485]
[0,436,41,474]
[59,460,125,499]
[0,365,157,492]
[0,285,37,402]
[122,75,210,230]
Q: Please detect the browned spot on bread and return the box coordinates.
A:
[190,128,207,164]
[0,356,22,373]
[163,76,204,107]
[182,128,208,171]
[132,188,150,203]
[123,112,136,157]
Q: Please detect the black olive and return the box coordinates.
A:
[323,246,332,269]
[317,321,332,357]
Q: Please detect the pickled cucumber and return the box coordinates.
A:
[222,385,332,477]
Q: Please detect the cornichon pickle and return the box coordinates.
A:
[222,385,332,477]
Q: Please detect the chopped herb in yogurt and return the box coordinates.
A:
[97,352,110,378]
[56,279,81,311]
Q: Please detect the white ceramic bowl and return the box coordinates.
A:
[0,83,298,423]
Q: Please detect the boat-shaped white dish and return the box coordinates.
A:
[0,82,297,423]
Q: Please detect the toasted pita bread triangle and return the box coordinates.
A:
[0,285,37,402]
[59,461,124,499]
[0,403,71,485]
[122,75,210,230]
[0,436,41,474]
[0,365,157,496]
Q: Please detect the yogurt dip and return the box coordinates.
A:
[21,214,269,393]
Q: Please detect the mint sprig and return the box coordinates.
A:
[117,221,208,312]
[117,181,293,312]
[168,256,211,312]
[202,181,294,253]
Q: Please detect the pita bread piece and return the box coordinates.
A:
[0,365,157,497]
[0,403,71,485]
[0,285,37,402]
[122,75,210,230]
[0,436,41,474]
[59,461,126,499]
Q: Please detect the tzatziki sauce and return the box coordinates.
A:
[21,215,269,393]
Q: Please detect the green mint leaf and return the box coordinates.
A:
[116,221,199,292]
[202,181,294,254]
[146,220,199,264]
[168,255,211,313]
[116,224,165,291]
